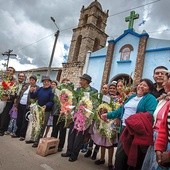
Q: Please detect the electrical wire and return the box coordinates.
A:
[6,0,165,53]
[109,0,161,17]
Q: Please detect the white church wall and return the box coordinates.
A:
[146,38,170,49]
[109,34,140,81]
[143,50,170,82]
[86,56,106,90]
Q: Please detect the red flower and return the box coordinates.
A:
[9,81,14,86]
[2,81,9,90]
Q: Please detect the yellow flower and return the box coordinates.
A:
[97,103,112,114]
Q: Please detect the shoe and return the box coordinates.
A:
[58,148,63,152]
[61,153,70,157]
[84,150,92,158]
[91,151,97,160]
[0,132,4,136]
[32,143,38,148]
[108,165,114,170]
[11,133,16,137]
[25,140,34,144]
[4,131,10,135]
[81,148,87,153]
[68,157,77,162]
[19,137,25,141]
[95,159,105,165]
[11,134,19,138]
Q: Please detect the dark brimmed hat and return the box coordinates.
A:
[41,75,52,82]
[29,75,37,81]
[79,74,92,83]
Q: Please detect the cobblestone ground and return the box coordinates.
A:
[0,130,115,170]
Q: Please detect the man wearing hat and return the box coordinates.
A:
[30,75,54,147]
[61,73,97,162]
[15,75,39,140]
[77,74,98,93]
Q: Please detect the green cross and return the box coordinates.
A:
[125,11,139,29]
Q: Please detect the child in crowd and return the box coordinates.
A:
[5,105,18,137]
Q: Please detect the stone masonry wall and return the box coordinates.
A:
[133,36,148,85]
[60,62,84,88]
[101,42,115,88]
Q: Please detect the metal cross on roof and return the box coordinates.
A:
[125,11,139,29]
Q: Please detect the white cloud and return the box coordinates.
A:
[0,0,170,71]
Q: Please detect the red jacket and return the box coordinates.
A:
[155,102,170,152]
[121,112,153,167]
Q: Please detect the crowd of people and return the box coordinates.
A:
[0,65,170,170]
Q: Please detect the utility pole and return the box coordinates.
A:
[47,17,60,76]
[2,50,17,70]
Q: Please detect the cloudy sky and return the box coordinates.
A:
[0,0,169,71]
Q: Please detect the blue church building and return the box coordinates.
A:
[86,21,170,90]
[61,1,170,90]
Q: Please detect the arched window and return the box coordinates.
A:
[73,35,82,61]
[93,38,100,51]
[119,44,133,61]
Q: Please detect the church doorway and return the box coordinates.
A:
[110,73,133,85]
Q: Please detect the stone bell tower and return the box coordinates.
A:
[61,0,109,87]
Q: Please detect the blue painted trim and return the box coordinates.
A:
[108,29,149,44]
[145,47,170,52]
[117,60,132,63]
[90,55,106,58]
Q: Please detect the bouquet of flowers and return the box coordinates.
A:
[73,96,93,133]
[0,71,17,99]
[58,88,74,127]
[29,102,45,140]
[96,103,119,142]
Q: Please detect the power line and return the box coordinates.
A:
[109,0,161,17]
[14,26,76,53]
[2,50,17,69]
[12,0,163,53]
[15,32,55,52]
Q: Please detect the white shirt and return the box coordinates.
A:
[122,96,143,126]
[20,85,30,105]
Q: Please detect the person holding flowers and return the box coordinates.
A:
[91,102,119,170]
[0,67,17,136]
[15,75,38,140]
[30,75,54,147]
[51,79,74,152]
[44,81,58,138]
[61,74,97,162]
[84,83,116,160]
[101,78,158,170]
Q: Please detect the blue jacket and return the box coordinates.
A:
[107,93,158,120]
[30,87,54,112]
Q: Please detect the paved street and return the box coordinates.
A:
[0,134,113,170]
